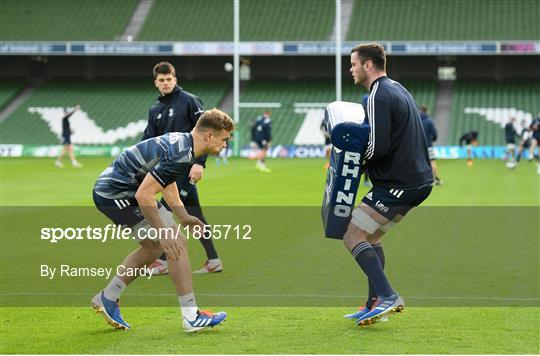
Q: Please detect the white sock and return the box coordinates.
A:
[103,276,126,301]
[179,292,198,320]
[208,258,220,264]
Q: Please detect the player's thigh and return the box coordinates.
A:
[368,213,404,245]
[344,203,388,250]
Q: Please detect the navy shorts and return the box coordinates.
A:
[256,140,269,149]
[533,131,540,143]
[361,184,433,220]
[93,191,145,227]
[62,136,71,145]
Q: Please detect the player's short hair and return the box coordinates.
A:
[153,61,176,79]
[420,105,428,113]
[196,108,235,133]
[351,43,386,71]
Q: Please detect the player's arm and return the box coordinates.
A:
[141,108,158,140]
[364,96,391,162]
[431,122,437,142]
[266,121,273,145]
[161,182,204,229]
[135,175,184,260]
[63,105,80,119]
[135,174,169,229]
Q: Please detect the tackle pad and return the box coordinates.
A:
[321,101,370,239]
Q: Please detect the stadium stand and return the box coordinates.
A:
[0,80,26,110]
[137,0,233,41]
[240,0,334,41]
[449,80,540,145]
[347,0,540,41]
[0,79,229,145]
[0,0,138,40]
[137,0,334,41]
[238,79,436,146]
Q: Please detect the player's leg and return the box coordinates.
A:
[55,144,68,167]
[67,143,82,167]
[91,237,162,330]
[516,142,524,163]
[184,188,222,274]
[255,141,263,170]
[431,160,443,184]
[160,223,227,332]
[533,138,540,174]
[466,144,473,166]
[528,138,535,160]
[343,203,403,326]
[91,194,163,330]
[258,144,271,172]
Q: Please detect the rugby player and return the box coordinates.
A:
[343,43,433,326]
[91,109,233,332]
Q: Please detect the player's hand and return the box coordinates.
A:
[180,214,205,231]
[158,230,182,261]
[189,164,204,183]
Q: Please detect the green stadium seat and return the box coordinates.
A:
[449,80,540,145]
[137,0,334,41]
[0,79,26,110]
[1,0,138,40]
[347,0,539,41]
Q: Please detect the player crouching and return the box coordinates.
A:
[91,109,233,332]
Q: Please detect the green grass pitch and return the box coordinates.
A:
[1,157,539,354]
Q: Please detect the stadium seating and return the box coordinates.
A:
[0,79,26,110]
[0,79,229,145]
[347,0,540,41]
[0,0,138,40]
[137,0,334,41]
[449,80,540,145]
[237,79,436,146]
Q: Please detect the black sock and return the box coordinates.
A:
[352,241,394,298]
[366,243,386,307]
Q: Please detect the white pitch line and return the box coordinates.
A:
[1,292,539,301]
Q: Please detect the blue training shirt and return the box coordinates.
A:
[93,132,194,200]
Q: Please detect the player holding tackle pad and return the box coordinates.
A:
[323,43,434,327]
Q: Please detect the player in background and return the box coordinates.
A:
[321,119,332,169]
[419,105,442,184]
[343,43,433,326]
[54,105,82,168]
[516,119,532,164]
[459,130,479,167]
[529,116,540,174]
[503,117,519,168]
[253,110,273,172]
[142,62,223,275]
[91,109,233,332]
